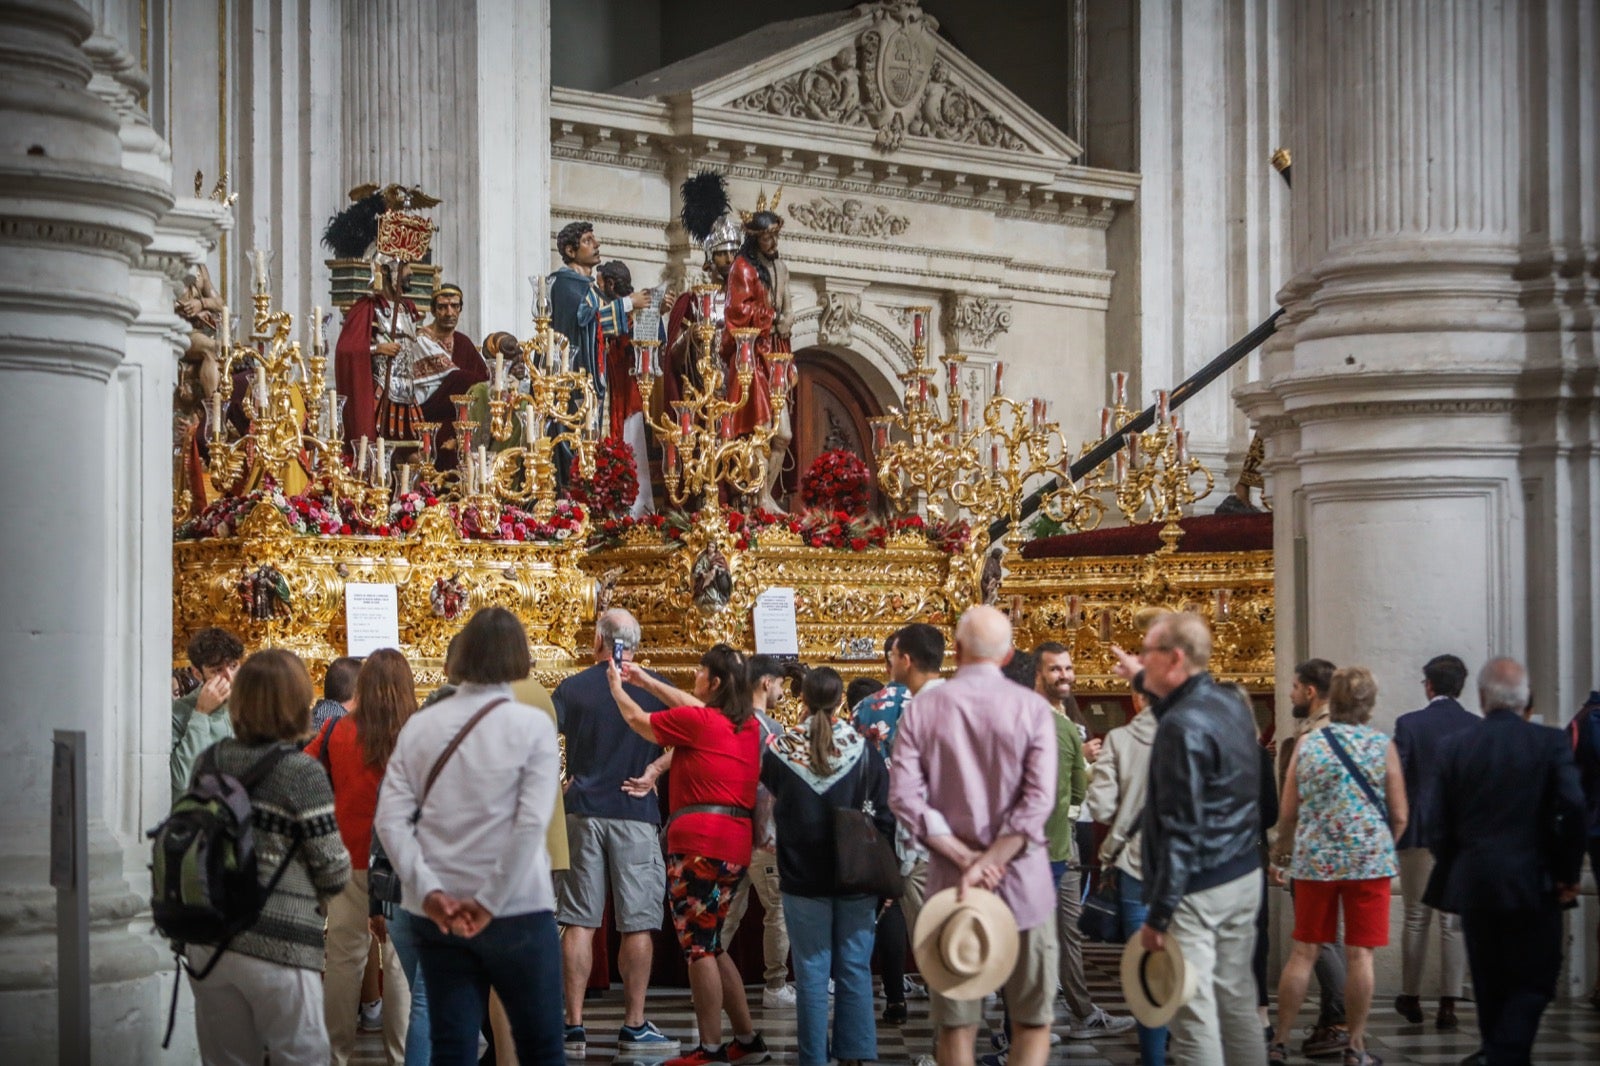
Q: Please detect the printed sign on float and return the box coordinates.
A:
[752,587,800,657]
[345,583,400,656]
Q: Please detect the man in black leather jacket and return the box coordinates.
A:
[1114,611,1265,1065]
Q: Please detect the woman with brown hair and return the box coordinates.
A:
[184,648,351,1064]
[1271,666,1409,1066]
[306,647,419,1065]
[608,643,769,1065]
[761,665,892,1066]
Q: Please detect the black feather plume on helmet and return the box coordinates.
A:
[321,192,386,258]
[679,171,730,243]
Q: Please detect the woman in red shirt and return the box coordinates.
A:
[306,648,417,1065]
[608,643,770,1066]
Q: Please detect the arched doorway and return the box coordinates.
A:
[780,347,886,507]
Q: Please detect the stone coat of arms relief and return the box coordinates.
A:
[730,1,1031,154]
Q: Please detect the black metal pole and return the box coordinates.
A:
[988,308,1284,544]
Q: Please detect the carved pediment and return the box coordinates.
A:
[612,1,1079,163]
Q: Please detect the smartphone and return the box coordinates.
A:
[612,638,631,673]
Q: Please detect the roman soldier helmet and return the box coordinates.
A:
[679,171,742,257]
[322,183,440,286]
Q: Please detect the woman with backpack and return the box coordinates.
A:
[607,643,768,1066]
[761,665,893,1066]
[183,648,352,1064]
[306,647,418,1065]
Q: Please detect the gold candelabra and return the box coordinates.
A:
[635,285,792,510]
[869,308,969,517]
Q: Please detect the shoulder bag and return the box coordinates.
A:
[1322,729,1387,818]
[833,751,904,898]
[409,697,510,825]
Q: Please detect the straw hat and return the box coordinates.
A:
[1120,931,1199,1027]
[911,888,1019,1000]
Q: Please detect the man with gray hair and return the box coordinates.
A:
[550,609,678,1057]
[1425,656,1585,1066]
[1112,611,1264,1065]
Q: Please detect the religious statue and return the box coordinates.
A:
[670,171,743,408]
[463,331,530,452]
[547,220,650,484]
[413,283,490,470]
[238,564,291,622]
[723,188,794,512]
[323,183,441,461]
[174,262,225,420]
[430,574,467,621]
[691,543,733,610]
[596,259,657,516]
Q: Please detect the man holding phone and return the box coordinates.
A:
[551,609,679,1057]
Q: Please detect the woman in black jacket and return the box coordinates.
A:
[761,667,892,1066]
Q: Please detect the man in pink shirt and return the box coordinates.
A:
[889,606,1060,1066]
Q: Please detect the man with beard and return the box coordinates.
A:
[1279,658,1351,1060]
[414,283,489,470]
[723,194,794,511]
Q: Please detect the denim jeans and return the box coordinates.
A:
[388,911,431,1066]
[1119,874,1169,1065]
[782,893,878,1066]
[413,909,563,1065]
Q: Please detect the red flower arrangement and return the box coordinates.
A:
[800,449,872,516]
[568,435,639,520]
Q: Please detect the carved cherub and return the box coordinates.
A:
[174,262,225,417]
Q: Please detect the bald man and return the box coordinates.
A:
[889,606,1059,1066]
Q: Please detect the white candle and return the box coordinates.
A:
[399,463,411,496]
[478,446,489,490]
[218,303,230,357]
[375,437,385,472]
[495,351,505,390]
[357,436,369,476]
[325,387,337,434]
[312,305,323,350]
[254,370,268,410]
[211,393,222,437]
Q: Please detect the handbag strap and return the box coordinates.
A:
[410,697,509,825]
[1321,728,1386,818]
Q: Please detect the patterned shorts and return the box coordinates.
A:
[666,854,747,961]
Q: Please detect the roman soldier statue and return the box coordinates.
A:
[669,171,743,409]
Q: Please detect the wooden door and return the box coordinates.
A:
[782,349,884,508]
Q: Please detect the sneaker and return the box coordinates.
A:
[989,1029,1010,1053]
[726,1033,771,1064]
[618,1021,680,1055]
[1302,1024,1350,1059]
[913,1057,937,1066]
[903,974,929,999]
[1067,1007,1136,1040]
[1269,1042,1291,1065]
[979,1054,1007,1066]
[761,984,797,1009]
[883,1001,908,1024]
[564,1025,587,1056]
[1049,1032,1063,1046]
[358,998,382,1032]
[664,1048,728,1066]
[1342,1050,1383,1066]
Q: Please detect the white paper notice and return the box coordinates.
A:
[751,587,800,656]
[345,583,400,656]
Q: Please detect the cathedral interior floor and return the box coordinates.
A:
[353,942,1600,1064]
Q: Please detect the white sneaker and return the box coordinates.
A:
[1068,1007,1136,1040]
[358,998,383,1032]
[762,984,797,1009]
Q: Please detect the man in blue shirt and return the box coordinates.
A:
[552,608,678,1057]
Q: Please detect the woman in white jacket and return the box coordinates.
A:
[1084,688,1165,1065]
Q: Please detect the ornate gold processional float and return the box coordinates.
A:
[174,258,1273,700]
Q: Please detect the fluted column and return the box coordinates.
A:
[0,0,173,1059]
[339,0,550,332]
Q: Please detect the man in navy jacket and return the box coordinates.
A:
[1426,658,1586,1066]
[1392,654,1478,1029]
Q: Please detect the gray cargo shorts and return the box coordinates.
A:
[556,813,667,933]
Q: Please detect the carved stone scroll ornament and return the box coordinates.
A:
[818,291,862,346]
[945,295,1013,349]
[729,1,1031,155]
[789,197,909,238]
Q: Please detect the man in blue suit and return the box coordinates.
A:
[1392,654,1478,1029]
[1426,658,1586,1066]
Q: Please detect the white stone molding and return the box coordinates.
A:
[789,195,909,238]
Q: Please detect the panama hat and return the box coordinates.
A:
[1120,931,1199,1027]
[911,888,1019,1000]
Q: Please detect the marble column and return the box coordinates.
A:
[0,0,174,1059]
[340,0,551,333]
[1237,0,1598,992]
[1137,0,1287,474]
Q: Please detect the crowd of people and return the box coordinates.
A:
[164,606,1598,1066]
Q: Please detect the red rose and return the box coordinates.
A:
[339,523,351,534]
[399,514,415,531]
[735,536,749,550]
[850,537,867,551]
